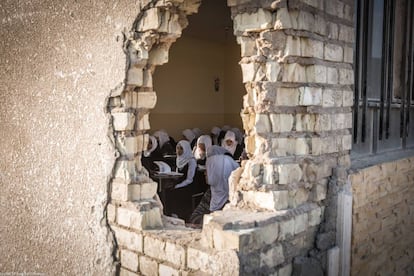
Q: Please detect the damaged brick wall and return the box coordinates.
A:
[107,0,355,275]
[350,157,414,275]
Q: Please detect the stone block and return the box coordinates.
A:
[144,235,166,260]
[270,113,294,133]
[314,14,327,35]
[285,36,301,56]
[343,89,354,107]
[180,0,201,14]
[283,63,307,83]
[116,135,139,157]
[187,247,211,271]
[233,9,273,33]
[142,69,153,88]
[107,203,116,223]
[339,68,354,85]
[301,38,323,59]
[327,67,338,84]
[148,44,169,66]
[137,113,150,131]
[121,249,139,272]
[212,228,252,251]
[275,88,300,106]
[275,8,293,29]
[266,61,281,82]
[138,8,161,32]
[139,255,158,276]
[297,11,314,32]
[240,63,256,83]
[165,242,186,267]
[299,87,322,106]
[324,43,343,62]
[306,65,327,84]
[314,114,331,132]
[289,188,309,208]
[127,67,143,86]
[295,138,309,155]
[278,164,302,184]
[322,89,335,107]
[263,164,275,184]
[294,213,308,234]
[260,244,284,268]
[339,25,354,43]
[255,113,271,133]
[344,46,353,63]
[111,225,143,252]
[158,264,179,276]
[301,0,323,8]
[279,218,295,240]
[158,11,182,36]
[272,138,291,156]
[309,207,323,226]
[120,268,139,276]
[112,180,129,201]
[113,160,139,183]
[243,190,289,210]
[137,92,157,109]
[342,134,352,151]
[296,114,316,132]
[117,204,163,231]
[238,36,257,57]
[327,22,339,40]
[128,182,158,201]
[313,181,327,201]
[112,112,135,131]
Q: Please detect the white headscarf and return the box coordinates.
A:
[221,130,237,155]
[182,129,196,143]
[206,145,239,211]
[231,127,244,145]
[143,135,158,157]
[222,125,231,131]
[176,140,194,169]
[153,130,170,147]
[192,128,202,139]
[193,135,212,160]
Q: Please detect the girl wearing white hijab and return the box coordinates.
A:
[153,130,175,157]
[141,135,163,172]
[210,126,221,145]
[182,129,197,148]
[221,130,243,160]
[193,135,212,165]
[169,140,197,221]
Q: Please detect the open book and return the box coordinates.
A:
[153,161,183,176]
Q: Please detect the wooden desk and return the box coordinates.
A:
[151,172,183,215]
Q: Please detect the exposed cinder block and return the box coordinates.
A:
[121,249,139,272]
[111,225,143,252]
[233,9,273,33]
[112,112,135,131]
[139,255,158,276]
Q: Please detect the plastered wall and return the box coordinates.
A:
[152,36,243,139]
[0,1,141,274]
[350,157,414,275]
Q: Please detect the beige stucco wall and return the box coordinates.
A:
[152,36,243,139]
[0,1,142,274]
[350,157,414,275]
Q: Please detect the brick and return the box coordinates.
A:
[138,8,161,31]
[283,63,307,83]
[112,112,135,131]
[126,67,143,86]
[238,36,257,57]
[260,244,284,267]
[339,25,354,43]
[279,219,295,240]
[139,256,158,276]
[301,38,323,59]
[306,65,327,83]
[313,181,327,202]
[243,190,289,210]
[296,114,316,132]
[121,249,139,272]
[263,164,275,184]
[327,22,339,40]
[255,113,271,133]
[301,0,323,8]
[113,160,139,184]
[158,11,182,36]
[309,207,323,226]
[289,188,309,208]
[327,67,338,84]
[324,43,343,62]
[158,264,179,276]
[294,213,308,234]
[136,92,157,109]
[187,247,211,271]
[137,113,150,130]
[275,8,293,29]
[240,63,257,83]
[314,114,331,132]
[278,164,302,184]
[322,89,341,107]
[299,87,322,106]
[339,68,354,85]
[144,236,166,260]
[117,205,162,230]
[107,203,116,223]
[112,180,129,201]
[270,114,294,133]
[233,9,273,33]
[111,225,143,252]
[344,46,353,63]
[314,14,327,35]
[120,268,139,276]
[343,89,353,107]
[285,36,301,56]
[165,242,186,267]
[115,135,139,157]
[212,228,251,251]
[266,61,281,82]
[128,182,158,201]
[275,88,300,106]
[148,44,169,65]
[297,11,314,32]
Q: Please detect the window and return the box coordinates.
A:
[353,0,414,156]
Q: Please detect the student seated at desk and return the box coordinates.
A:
[188,146,239,226]
[141,135,163,172]
[193,135,212,165]
[153,130,175,156]
[221,130,244,161]
[169,140,197,221]
[182,129,197,149]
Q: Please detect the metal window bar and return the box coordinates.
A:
[406,0,414,142]
[359,0,370,143]
[353,0,363,144]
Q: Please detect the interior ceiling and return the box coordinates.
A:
[183,0,234,43]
